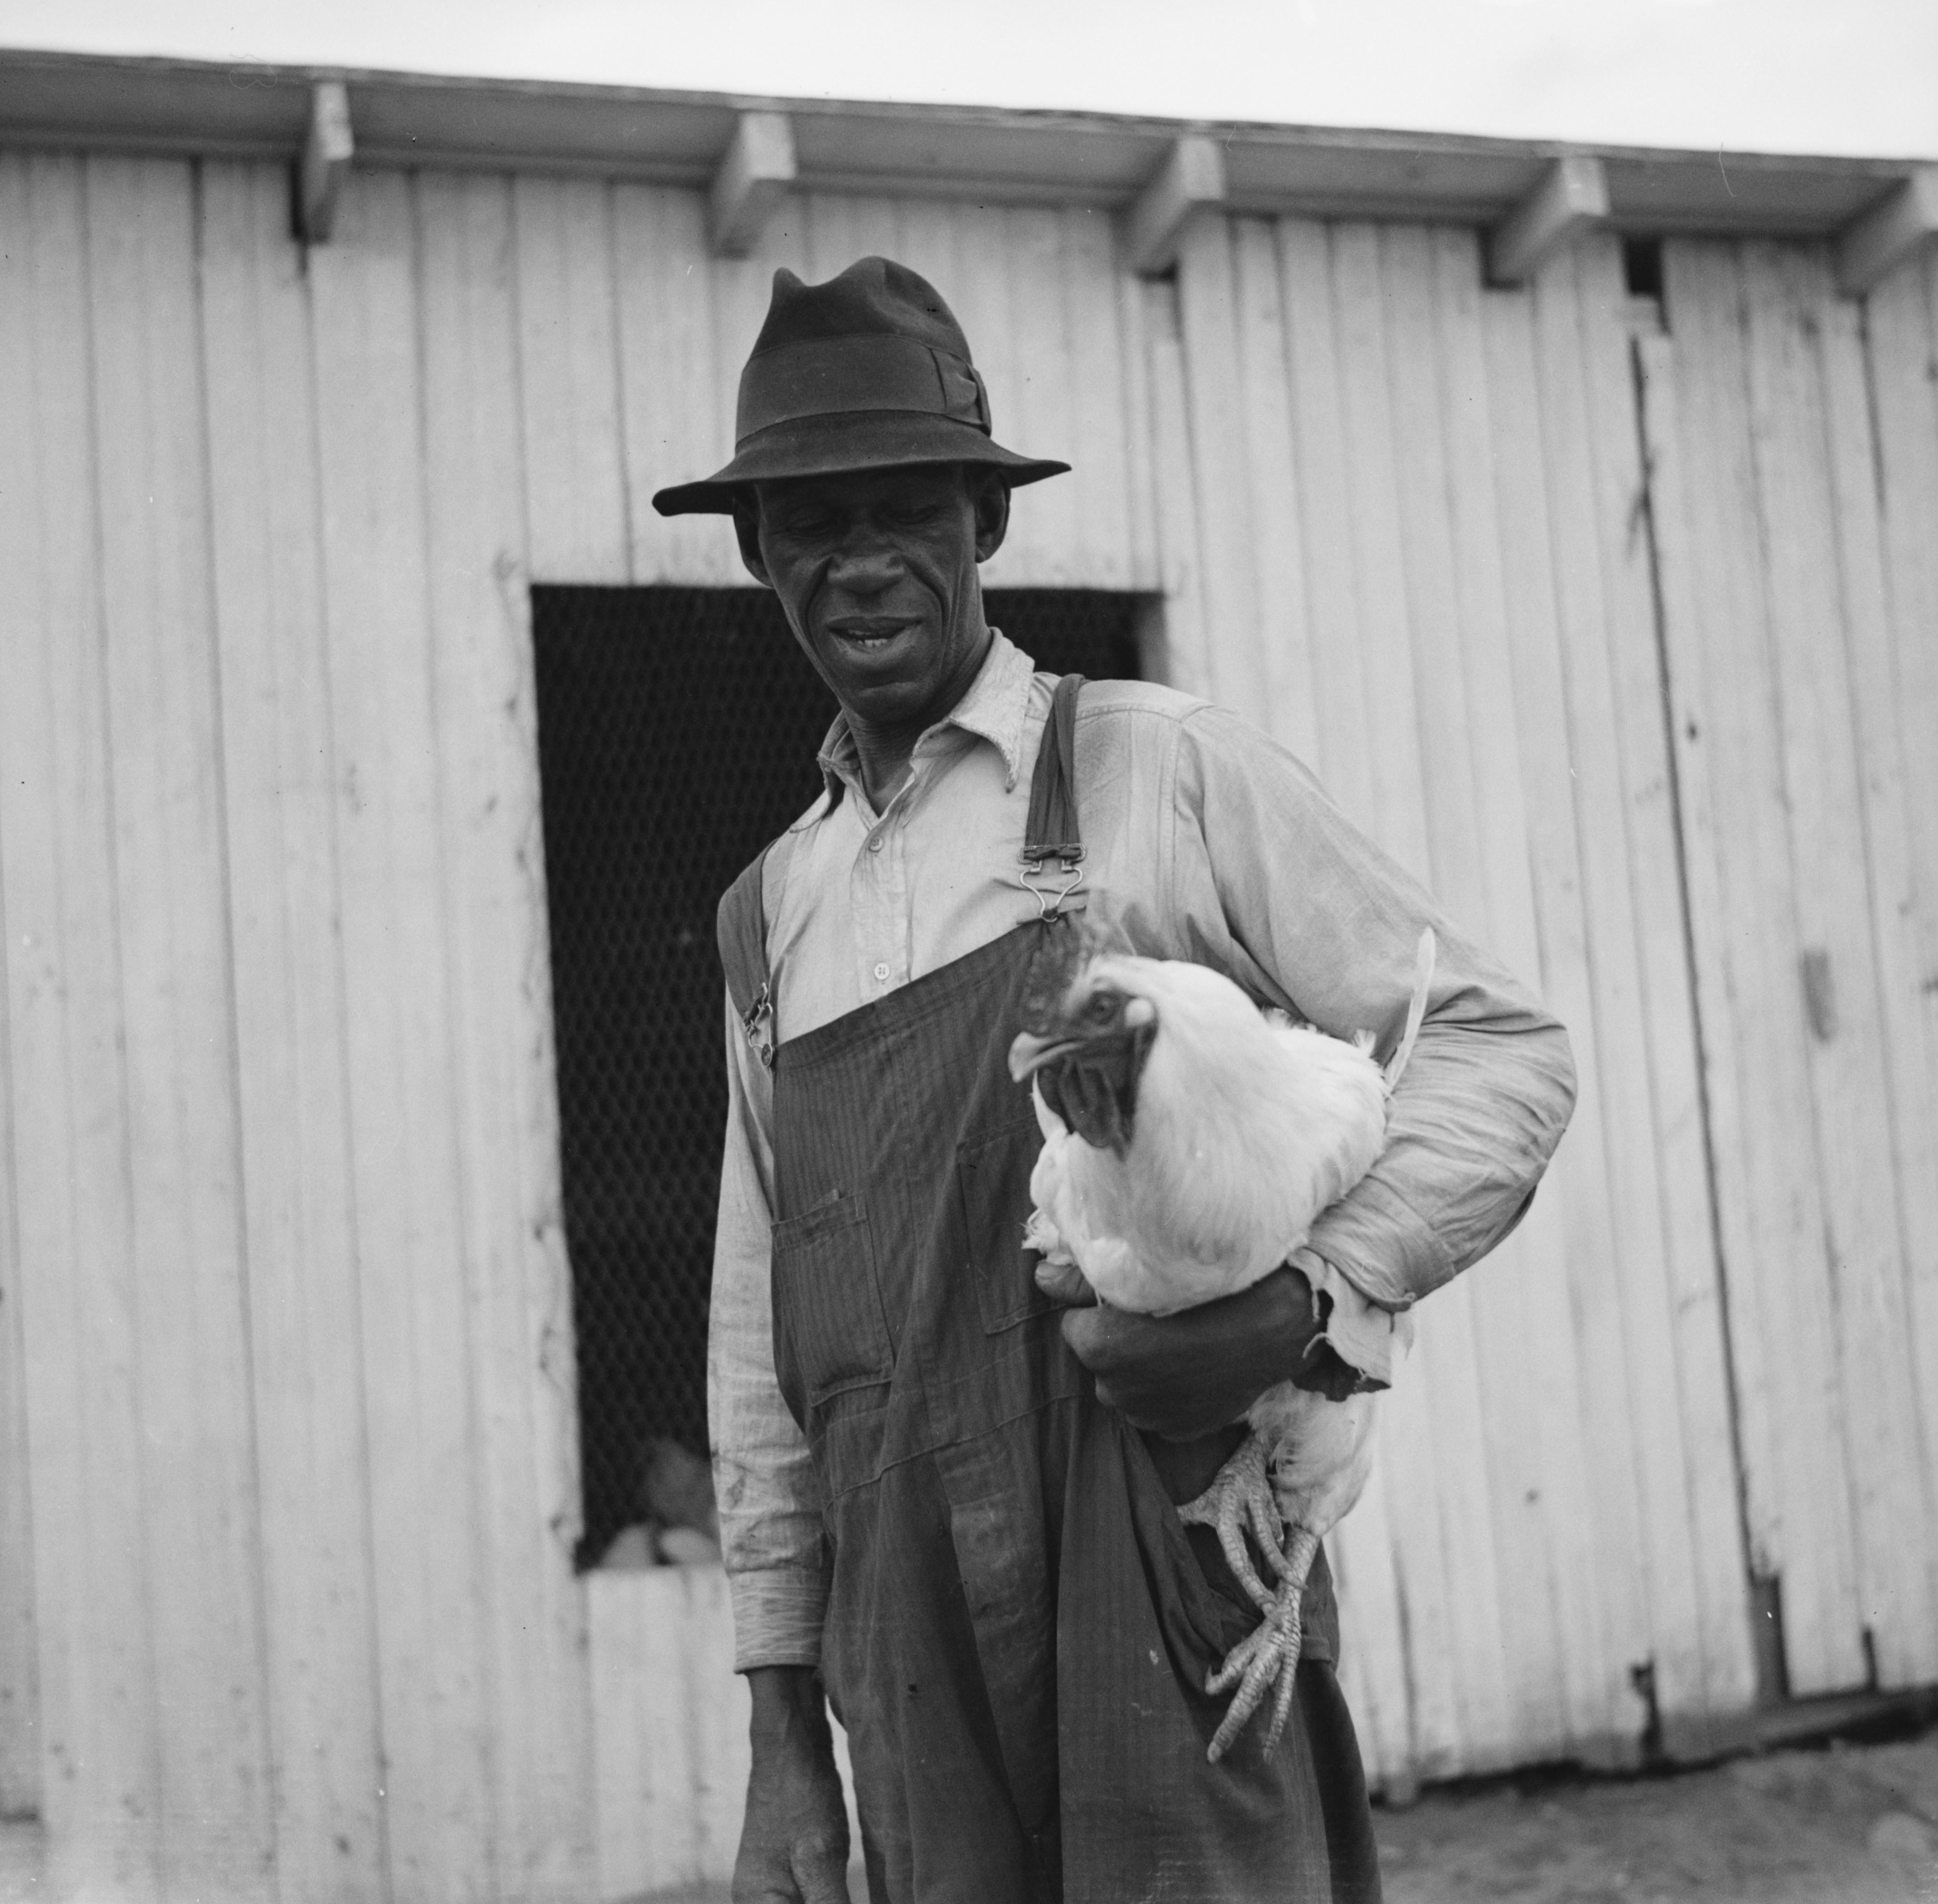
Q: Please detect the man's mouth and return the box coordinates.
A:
[825,616,919,654]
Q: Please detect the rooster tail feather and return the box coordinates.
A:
[1382,928,1436,1094]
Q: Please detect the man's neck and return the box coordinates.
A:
[842,623,994,814]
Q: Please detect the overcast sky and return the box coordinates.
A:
[1,0,1932,159]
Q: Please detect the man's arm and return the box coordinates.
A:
[1060,702,1574,1434]
[711,997,833,1663]
[1174,703,1577,1312]
[710,998,848,1901]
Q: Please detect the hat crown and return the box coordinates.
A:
[648,253,1070,514]
[751,256,974,364]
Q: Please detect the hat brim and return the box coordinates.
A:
[651,411,1070,516]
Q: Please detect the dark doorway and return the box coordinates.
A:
[530,585,1144,1564]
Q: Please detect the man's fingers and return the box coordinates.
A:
[1034,1257,1096,1307]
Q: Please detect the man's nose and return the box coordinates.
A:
[825,546,902,595]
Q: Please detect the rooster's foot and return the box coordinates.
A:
[1204,1575,1304,1763]
[1176,1431,1288,1616]
[1203,1525,1322,1764]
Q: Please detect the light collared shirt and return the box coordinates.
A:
[709,631,1575,1670]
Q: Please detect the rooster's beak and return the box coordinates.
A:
[1008,1030,1080,1082]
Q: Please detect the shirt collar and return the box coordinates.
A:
[814,627,1037,805]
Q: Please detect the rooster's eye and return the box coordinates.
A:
[1084,991,1120,1025]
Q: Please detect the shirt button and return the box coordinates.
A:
[868,836,883,853]
[873,963,890,982]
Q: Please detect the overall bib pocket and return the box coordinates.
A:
[771,1196,894,1412]
[957,1115,1061,1334]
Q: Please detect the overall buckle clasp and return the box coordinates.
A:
[1019,845,1086,923]
[741,980,775,1069]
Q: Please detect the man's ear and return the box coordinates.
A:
[732,493,773,588]
[971,469,1011,564]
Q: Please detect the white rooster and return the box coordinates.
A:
[1007,921,1433,1762]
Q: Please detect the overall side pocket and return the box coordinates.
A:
[770,1196,894,1412]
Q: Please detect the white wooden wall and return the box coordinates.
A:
[1159,215,1764,1780]
[0,146,1933,1901]
[1637,240,1938,1699]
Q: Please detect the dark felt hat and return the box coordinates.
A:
[650,255,1070,516]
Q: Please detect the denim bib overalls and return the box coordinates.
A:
[718,675,1379,1903]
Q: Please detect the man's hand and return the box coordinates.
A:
[1058,1264,1356,1436]
[734,1666,851,1904]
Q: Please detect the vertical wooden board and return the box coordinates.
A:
[1138,276,1214,700]
[1325,224,1432,882]
[1273,219,1376,823]
[1631,324,1780,1648]
[876,194,958,297]
[1820,281,1938,1683]
[197,157,389,1903]
[1853,258,1938,1665]
[686,1568,754,1881]
[1568,245,1756,1730]
[945,205,1041,582]
[1371,223,1516,1768]
[587,1577,645,1901]
[1530,240,1721,1737]
[804,191,902,278]
[588,1571,700,1899]
[1423,230,1585,1762]
[1482,283,1639,1753]
[1379,228,1489,926]
[623,1570,703,1893]
[1058,205,1138,592]
[418,167,598,1900]
[705,201,811,538]
[1738,242,1937,1679]
[1865,258,1938,1263]
[0,890,33,1818]
[513,175,630,582]
[1001,206,1084,589]
[1424,233,1545,992]
[1114,247,1164,602]
[1652,242,1864,1695]
[1272,214,1424,1771]
[1224,217,1316,760]
[0,151,163,1904]
[81,155,277,1898]
[1865,259,1938,1078]
[1327,1440,1415,1788]
[798,190,862,279]
[613,185,733,587]
[1172,215,1264,711]
[306,168,499,1902]
[1322,220,1480,1774]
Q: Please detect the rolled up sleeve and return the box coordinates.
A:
[1172,706,1577,1320]
[708,994,831,1670]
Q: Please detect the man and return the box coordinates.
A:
[653,257,1575,1904]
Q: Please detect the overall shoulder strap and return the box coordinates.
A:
[717,843,776,1068]
[1023,672,1085,865]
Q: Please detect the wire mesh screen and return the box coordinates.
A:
[531,584,1143,1565]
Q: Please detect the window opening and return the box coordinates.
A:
[530,584,1144,1565]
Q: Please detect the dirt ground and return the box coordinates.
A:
[3,1725,1933,1900]
[1376,1726,1938,1904]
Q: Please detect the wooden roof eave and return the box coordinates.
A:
[0,44,1925,242]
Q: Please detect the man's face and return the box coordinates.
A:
[736,463,1010,731]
